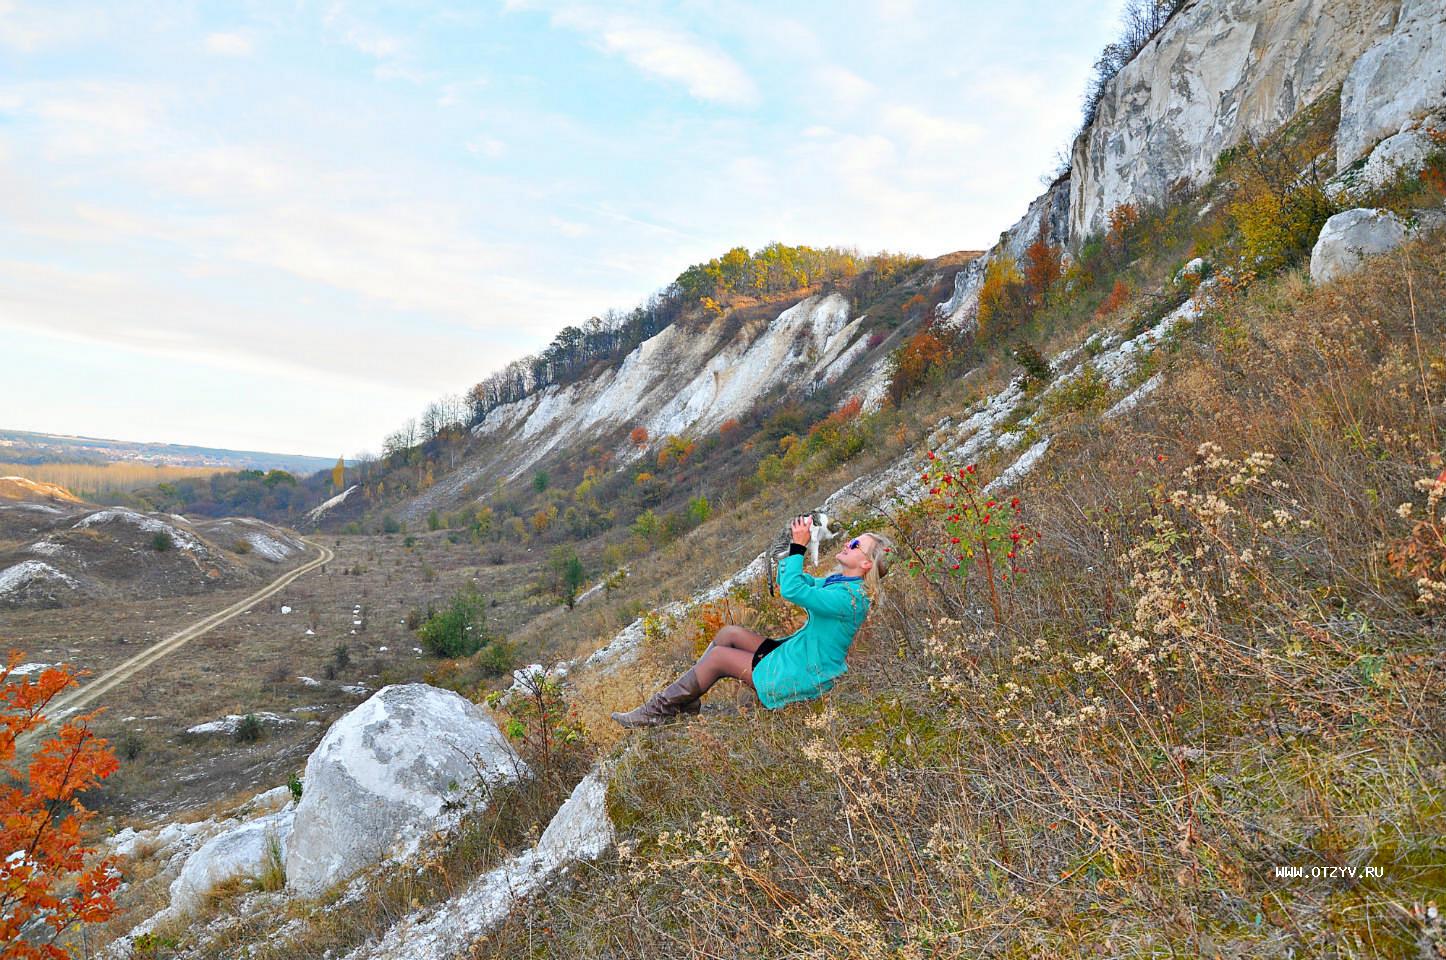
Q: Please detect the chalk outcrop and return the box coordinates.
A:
[168,804,295,914]
[1071,0,1400,242]
[344,766,615,960]
[1336,0,1446,171]
[1309,207,1410,284]
[398,291,897,523]
[285,684,526,897]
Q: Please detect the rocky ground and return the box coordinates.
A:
[3,523,553,823]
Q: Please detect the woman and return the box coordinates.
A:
[611,516,893,727]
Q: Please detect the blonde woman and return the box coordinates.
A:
[612,516,893,727]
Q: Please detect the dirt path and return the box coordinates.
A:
[35,539,335,732]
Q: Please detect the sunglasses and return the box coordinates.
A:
[845,538,864,551]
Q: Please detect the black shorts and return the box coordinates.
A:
[751,637,784,669]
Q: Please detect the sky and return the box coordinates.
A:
[0,0,1129,458]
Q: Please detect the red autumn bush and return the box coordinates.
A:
[1,651,122,959]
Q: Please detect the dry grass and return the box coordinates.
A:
[459,232,1446,958]
[0,462,231,497]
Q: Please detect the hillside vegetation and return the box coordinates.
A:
[105,83,1446,957]
[470,205,1446,957]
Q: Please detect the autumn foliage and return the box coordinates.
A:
[1022,226,1064,307]
[886,323,952,405]
[1095,278,1131,318]
[628,426,649,447]
[1105,202,1141,259]
[809,396,863,435]
[975,254,1027,341]
[1,652,121,959]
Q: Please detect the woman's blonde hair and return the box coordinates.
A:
[856,530,894,603]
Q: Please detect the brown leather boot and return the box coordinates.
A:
[611,667,705,728]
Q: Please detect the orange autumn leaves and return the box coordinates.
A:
[2,652,121,959]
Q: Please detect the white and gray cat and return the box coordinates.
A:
[765,510,841,596]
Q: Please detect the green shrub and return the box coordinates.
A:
[234,714,262,744]
[474,638,516,678]
[381,515,402,534]
[120,730,145,761]
[151,531,172,552]
[1012,342,1053,385]
[418,584,490,658]
[1042,364,1112,419]
[686,495,712,524]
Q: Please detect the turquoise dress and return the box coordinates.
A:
[752,550,871,709]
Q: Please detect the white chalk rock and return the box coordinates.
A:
[169,805,295,914]
[1310,208,1409,284]
[285,684,526,897]
[342,766,615,960]
[1336,0,1446,171]
[1358,127,1439,190]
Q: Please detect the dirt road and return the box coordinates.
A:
[35,538,335,732]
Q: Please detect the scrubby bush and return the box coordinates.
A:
[417,585,491,658]
[151,531,172,552]
[233,714,262,744]
[976,255,1028,341]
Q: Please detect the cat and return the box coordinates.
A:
[765,510,840,596]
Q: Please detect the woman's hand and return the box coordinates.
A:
[791,515,812,546]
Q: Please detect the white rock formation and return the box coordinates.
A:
[304,484,358,525]
[285,684,528,897]
[185,712,297,737]
[343,766,615,960]
[938,176,1069,331]
[168,804,295,914]
[1336,0,1446,170]
[1310,207,1410,284]
[1071,0,1400,241]
[401,293,876,522]
[74,508,208,555]
[1334,126,1442,198]
[0,559,78,599]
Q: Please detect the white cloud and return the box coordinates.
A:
[812,64,874,108]
[4,81,164,158]
[466,136,506,158]
[0,1,104,51]
[204,31,253,56]
[546,6,759,107]
[881,104,983,151]
[549,216,590,237]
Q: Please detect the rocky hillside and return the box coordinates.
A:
[71,0,1446,957]
[387,254,976,526]
[0,476,310,608]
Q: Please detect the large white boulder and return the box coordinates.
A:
[1310,208,1410,284]
[1336,0,1446,171]
[169,805,295,914]
[285,684,526,897]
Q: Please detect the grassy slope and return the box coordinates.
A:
[465,236,1446,960]
[96,106,1446,958]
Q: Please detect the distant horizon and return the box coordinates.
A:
[0,425,345,468]
[1,0,1129,456]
